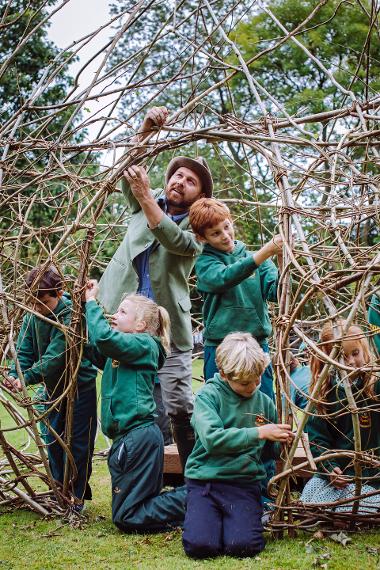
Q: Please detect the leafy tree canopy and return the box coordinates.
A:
[230,0,380,116]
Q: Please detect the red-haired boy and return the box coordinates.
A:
[189,197,283,397]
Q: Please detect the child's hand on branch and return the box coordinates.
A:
[85,279,99,302]
[2,375,22,393]
[269,234,284,255]
[329,466,349,489]
[258,423,294,443]
[253,234,284,266]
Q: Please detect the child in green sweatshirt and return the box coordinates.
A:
[3,265,97,511]
[189,197,283,401]
[368,293,380,355]
[189,197,283,497]
[301,321,380,512]
[182,332,293,559]
[84,281,186,532]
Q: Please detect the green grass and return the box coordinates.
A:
[0,475,379,570]
[1,360,380,569]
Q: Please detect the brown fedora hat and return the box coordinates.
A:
[165,156,213,198]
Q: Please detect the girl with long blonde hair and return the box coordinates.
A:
[84,281,186,532]
[301,320,380,511]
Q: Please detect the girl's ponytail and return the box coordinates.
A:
[122,294,171,354]
[157,305,171,354]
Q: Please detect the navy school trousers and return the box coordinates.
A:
[182,479,265,559]
[108,423,187,532]
[46,385,97,502]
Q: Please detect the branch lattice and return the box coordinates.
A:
[0,0,379,530]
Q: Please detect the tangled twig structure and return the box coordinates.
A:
[0,0,379,530]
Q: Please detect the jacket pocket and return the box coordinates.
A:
[101,396,119,439]
[178,296,192,312]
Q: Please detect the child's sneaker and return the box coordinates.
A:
[64,502,86,520]
[71,502,86,515]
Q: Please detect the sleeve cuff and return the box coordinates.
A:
[245,426,260,444]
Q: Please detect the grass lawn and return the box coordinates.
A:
[1,360,380,569]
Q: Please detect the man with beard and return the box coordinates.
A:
[98,107,213,469]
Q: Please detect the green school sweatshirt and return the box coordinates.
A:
[9,294,97,397]
[306,375,380,487]
[368,294,380,355]
[85,300,166,441]
[185,373,279,482]
[195,241,278,346]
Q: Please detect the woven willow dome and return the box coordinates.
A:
[0,0,379,529]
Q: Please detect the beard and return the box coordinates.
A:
[166,196,194,211]
[165,186,195,212]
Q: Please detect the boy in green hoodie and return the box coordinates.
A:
[189,198,283,400]
[3,266,97,510]
[182,332,293,558]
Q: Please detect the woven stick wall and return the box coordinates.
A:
[0,0,379,527]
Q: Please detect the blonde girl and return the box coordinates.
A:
[301,321,380,512]
[85,281,186,532]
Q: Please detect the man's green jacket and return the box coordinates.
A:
[98,183,202,351]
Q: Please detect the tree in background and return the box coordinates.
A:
[229,0,380,245]
[1,0,71,121]
[0,1,106,270]
[230,0,380,116]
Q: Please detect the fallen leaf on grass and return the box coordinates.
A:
[312,552,331,568]
[330,532,351,546]
[366,546,380,556]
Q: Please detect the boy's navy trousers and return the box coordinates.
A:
[182,479,265,558]
[46,385,97,502]
[108,423,186,532]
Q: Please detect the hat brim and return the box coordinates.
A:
[165,156,213,198]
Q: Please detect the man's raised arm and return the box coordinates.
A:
[121,106,169,212]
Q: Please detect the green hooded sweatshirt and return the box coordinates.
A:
[9,294,97,397]
[368,294,380,355]
[306,375,380,488]
[85,300,166,441]
[195,240,278,346]
[185,373,279,482]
